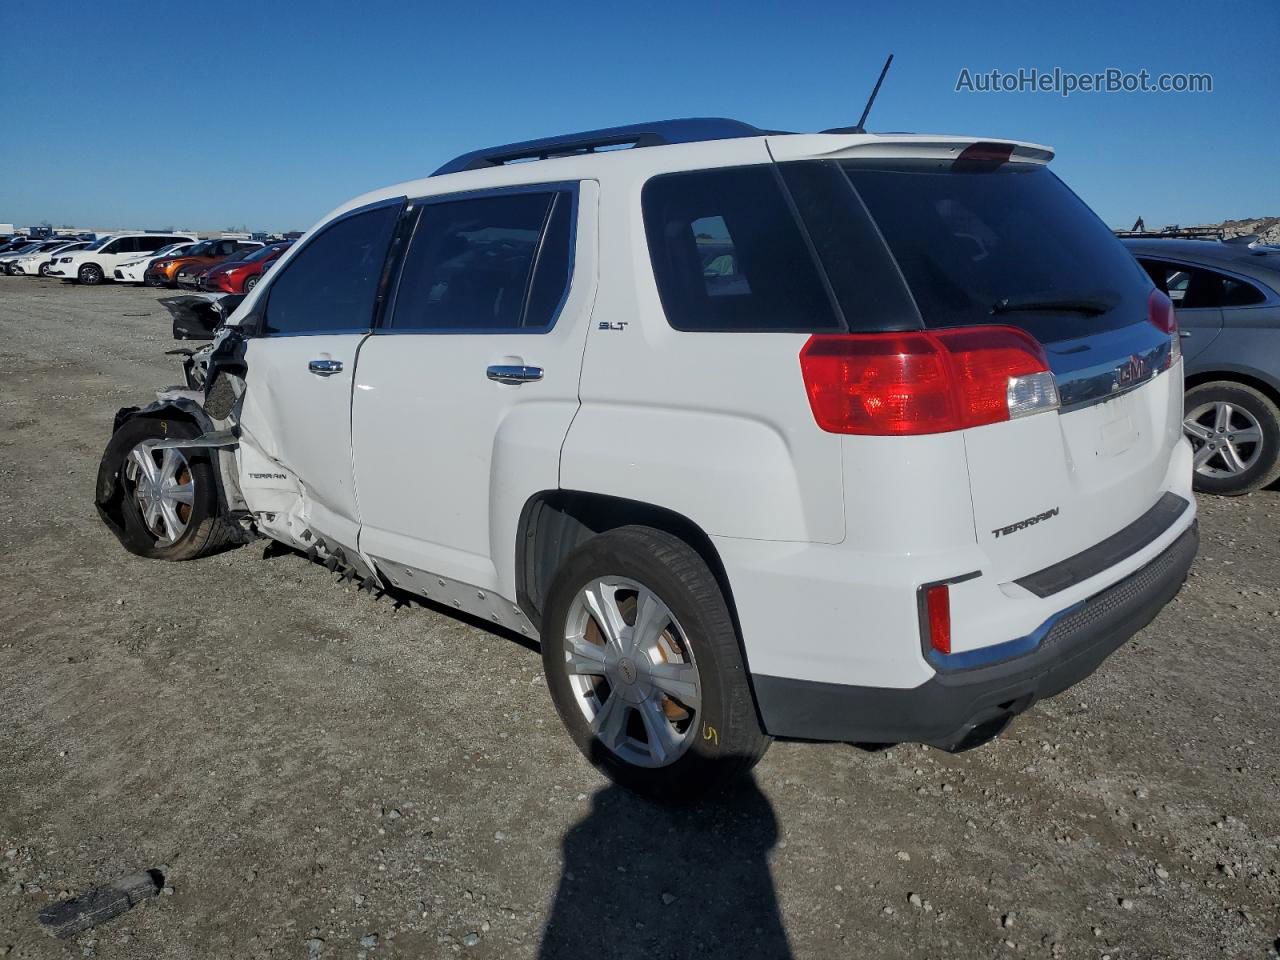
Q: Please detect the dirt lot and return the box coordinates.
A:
[0,275,1277,960]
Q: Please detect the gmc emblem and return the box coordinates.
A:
[1114,354,1146,390]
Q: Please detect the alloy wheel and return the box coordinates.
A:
[1184,401,1264,478]
[123,440,195,546]
[562,577,702,768]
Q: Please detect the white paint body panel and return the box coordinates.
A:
[220,130,1193,697]
[351,182,600,599]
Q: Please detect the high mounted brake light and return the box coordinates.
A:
[799,326,1059,436]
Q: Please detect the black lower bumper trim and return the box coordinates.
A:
[752,521,1198,749]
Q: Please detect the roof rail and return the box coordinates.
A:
[431,118,770,176]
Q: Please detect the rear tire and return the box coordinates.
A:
[1184,380,1280,496]
[108,417,238,560]
[243,274,259,293]
[541,526,770,803]
[78,262,104,285]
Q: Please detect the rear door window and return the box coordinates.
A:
[1139,259,1266,308]
[389,189,573,332]
[840,161,1150,341]
[642,166,841,332]
[261,203,400,336]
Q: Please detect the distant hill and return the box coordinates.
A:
[1217,216,1280,244]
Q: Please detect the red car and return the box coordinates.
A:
[198,241,293,294]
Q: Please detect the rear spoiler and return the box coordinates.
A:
[766,133,1054,167]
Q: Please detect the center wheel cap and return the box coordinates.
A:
[618,658,638,684]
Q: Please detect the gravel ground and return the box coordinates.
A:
[1,275,1278,960]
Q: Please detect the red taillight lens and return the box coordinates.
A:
[799,326,1057,435]
[1147,288,1175,335]
[925,584,951,655]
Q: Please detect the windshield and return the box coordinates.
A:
[85,236,115,251]
[152,243,189,258]
[240,243,289,264]
[11,243,42,254]
[839,161,1150,341]
[181,241,217,257]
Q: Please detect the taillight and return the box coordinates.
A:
[1147,288,1180,368]
[799,326,1060,435]
[924,584,951,655]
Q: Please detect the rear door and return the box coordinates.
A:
[1137,258,1224,362]
[236,199,402,552]
[836,158,1184,581]
[351,181,596,598]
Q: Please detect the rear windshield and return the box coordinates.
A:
[840,161,1150,341]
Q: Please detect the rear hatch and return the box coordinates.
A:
[773,137,1184,582]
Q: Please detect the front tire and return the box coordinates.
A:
[541,526,770,802]
[39,262,52,276]
[107,417,236,560]
[78,262,104,285]
[1184,381,1280,496]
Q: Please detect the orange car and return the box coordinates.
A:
[144,238,262,288]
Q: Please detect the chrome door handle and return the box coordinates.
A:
[487,364,543,384]
[1179,332,1192,338]
[308,359,343,376]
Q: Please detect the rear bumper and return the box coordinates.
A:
[752,521,1198,749]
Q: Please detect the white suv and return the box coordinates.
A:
[51,232,195,284]
[96,119,1197,800]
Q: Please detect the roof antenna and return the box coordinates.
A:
[825,54,894,134]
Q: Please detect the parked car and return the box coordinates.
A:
[114,242,199,284]
[198,241,293,294]
[0,239,62,273]
[6,239,90,276]
[96,119,1197,801]
[1122,238,1280,495]
[50,233,196,285]
[149,239,263,289]
[0,237,34,255]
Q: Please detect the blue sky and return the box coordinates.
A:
[1,0,1275,233]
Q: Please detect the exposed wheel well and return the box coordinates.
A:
[516,491,741,635]
[1185,370,1280,410]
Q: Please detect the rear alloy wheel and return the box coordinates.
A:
[243,274,259,293]
[542,526,770,802]
[78,263,103,285]
[1183,381,1280,496]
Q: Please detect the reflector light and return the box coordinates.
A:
[799,326,1057,435]
[925,584,951,655]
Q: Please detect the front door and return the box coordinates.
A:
[236,199,403,551]
[351,182,597,599]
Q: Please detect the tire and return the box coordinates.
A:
[39,262,52,276]
[1184,380,1280,496]
[78,262,104,285]
[541,525,770,802]
[243,274,259,294]
[106,417,238,560]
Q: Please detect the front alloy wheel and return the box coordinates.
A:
[78,263,103,285]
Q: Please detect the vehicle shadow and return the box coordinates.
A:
[538,771,793,960]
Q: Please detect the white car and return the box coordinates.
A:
[6,239,90,276]
[0,238,72,274]
[96,119,1197,801]
[49,232,195,285]
[113,242,198,284]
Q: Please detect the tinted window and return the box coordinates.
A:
[390,190,571,331]
[135,236,167,253]
[1139,259,1267,309]
[843,162,1150,341]
[262,204,399,335]
[642,166,840,332]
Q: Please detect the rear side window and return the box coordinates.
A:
[642,166,841,332]
[1140,259,1266,309]
[262,203,400,336]
[842,162,1149,341]
[389,190,573,332]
